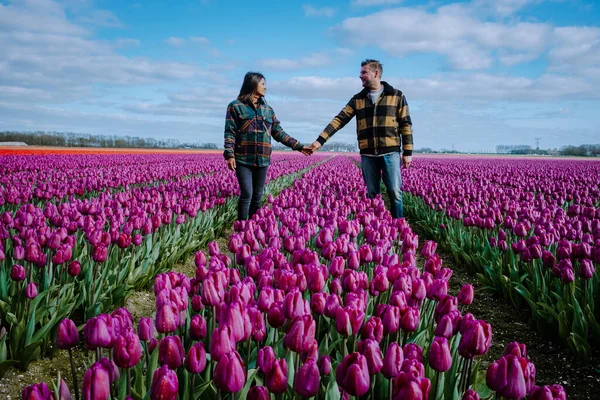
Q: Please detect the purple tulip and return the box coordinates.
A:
[428,337,452,372]
[248,386,270,400]
[214,351,246,393]
[150,365,178,400]
[294,358,320,397]
[138,317,155,341]
[185,342,207,374]
[57,318,79,349]
[82,362,111,400]
[336,352,370,396]
[21,383,53,400]
[10,264,26,281]
[158,335,184,369]
[113,330,142,369]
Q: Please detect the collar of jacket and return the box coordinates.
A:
[240,97,267,109]
[357,81,395,98]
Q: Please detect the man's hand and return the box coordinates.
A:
[309,141,322,152]
[227,158,236,171]
[300,146,313,156]
[402,155,412,168]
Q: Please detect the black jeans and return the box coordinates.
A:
[235,163,269,220]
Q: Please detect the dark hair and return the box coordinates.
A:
[361,59,383,77]
[238,72,265,104]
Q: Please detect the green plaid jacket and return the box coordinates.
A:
[224,98,303,167]
[316,81,413,156]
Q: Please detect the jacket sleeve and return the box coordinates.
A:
[223,103,237,160]
[316,97,356,145]
[271,112,303,150]
[397,93,413,156]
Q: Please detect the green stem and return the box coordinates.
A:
[69,348,80,400]
[126,368,131,397]
[190,374,195,400]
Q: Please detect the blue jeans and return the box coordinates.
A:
[361,152,403,218]
[235,163,268,220]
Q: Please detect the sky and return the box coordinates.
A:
[0,0,599,152]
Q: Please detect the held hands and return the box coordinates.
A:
[299,146,313,156]
[309,141,322,152]
[226,158,236,171]
[402,155,412,168]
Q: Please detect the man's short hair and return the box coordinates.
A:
[361,59,383,77]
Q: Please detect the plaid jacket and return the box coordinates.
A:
[224,98,303,167]
[316,81,413,156]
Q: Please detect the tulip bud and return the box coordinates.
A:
[189,314,207,341]
[150,365,179,400]
[403,343,423,362]
[210,325,236,362]
[458,284,474,305]
[318,355,331,376]
[158,335,184,369]
[462,389,481,400]
[420,240,437,259]
[10,264,26,281]
[266,358,288,394]
[214,351,246,393]
[358,339,383,375]
[294,358,320,397]
[284,315,316,353]
[67,260,81,277]
[155,302,180,334]
[428,337,452,372]
[138,317,155,342]
[84,314,117,350]
[528,384,567,400]
[381,342,404,379]
[335,353,370,397]
[82,362,111,400]
[21,383,52,400]
[393,372,431,400]
[248,386,270,400]
[57,378,71,400]
[56,318,79,350]
[185,342,207,374]
[114,330,142,369]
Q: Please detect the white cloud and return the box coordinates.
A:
[271,72,600,102]
[259,52,333,70]
[351,0,404,6]
[76,9,124,28]
[471,0,543,17]
[0,1,208,106]
[190,36,210,44]
[114,38,141,48]
[303,4,337,17]
[333,7,553,70]
[164,36,185,47]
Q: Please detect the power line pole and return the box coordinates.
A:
[535,137,541,150]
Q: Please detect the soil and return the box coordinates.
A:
[409,222,600,400]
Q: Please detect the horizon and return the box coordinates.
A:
[1,0,599,152]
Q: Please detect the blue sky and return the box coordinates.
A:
[1,0,599,151]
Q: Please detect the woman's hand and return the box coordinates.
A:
[227,158,236,171]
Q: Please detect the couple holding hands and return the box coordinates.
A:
[224,59,413,222]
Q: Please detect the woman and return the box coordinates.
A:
[224,72,311,221]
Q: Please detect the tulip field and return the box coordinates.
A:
[2,151,597,399]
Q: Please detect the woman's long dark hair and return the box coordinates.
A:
[237,72,265,104]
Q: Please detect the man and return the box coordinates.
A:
[309,59,413,218]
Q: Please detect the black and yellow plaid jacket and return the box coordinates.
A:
[224,98,303,167]
[316,81,413,156]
